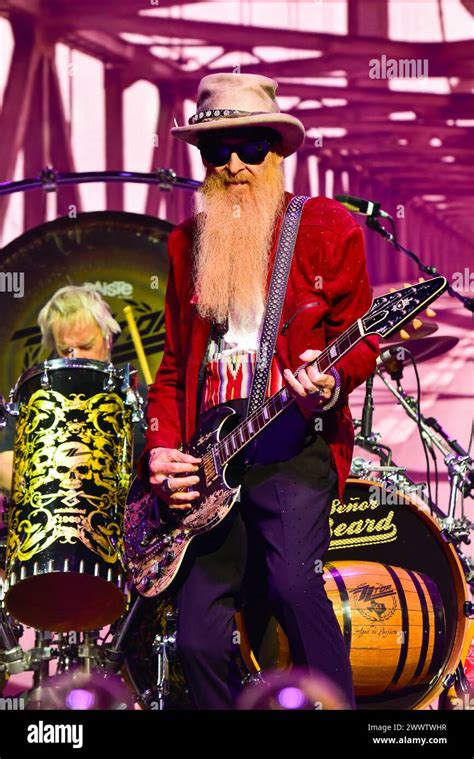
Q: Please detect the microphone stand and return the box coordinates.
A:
[354,374,432,503]
[354,378,440,514]
[360,374,374,440]
[365,215,474,313]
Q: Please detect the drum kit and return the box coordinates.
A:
[0,324,471,712]
[0,169,471,710]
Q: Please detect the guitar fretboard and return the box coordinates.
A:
[214,319,364,467]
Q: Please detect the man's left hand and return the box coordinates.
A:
[283,349,335,402]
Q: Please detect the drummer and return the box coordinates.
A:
[37,284,121,361]
[0,284,143,490]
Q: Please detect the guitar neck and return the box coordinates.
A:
[214,318,366,466]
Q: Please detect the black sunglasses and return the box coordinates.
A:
[199,138,273,167]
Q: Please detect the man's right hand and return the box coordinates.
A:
[148,447,202,511]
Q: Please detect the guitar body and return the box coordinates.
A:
[124,404,247,597]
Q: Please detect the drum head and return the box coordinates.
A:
[6,573,127,633]
[324,479,469,709]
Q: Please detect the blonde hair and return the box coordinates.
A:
[38,285,121,354]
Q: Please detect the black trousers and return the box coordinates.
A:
[175,401,355,709]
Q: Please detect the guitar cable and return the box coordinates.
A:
[399,347,436,515]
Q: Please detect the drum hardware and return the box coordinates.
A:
[54,631,104,677]
[150,612,177,711]
[117,599,193,710]
[25,631,58,710]
[350,456,407,480]
[0,608,26,676]
[0,396,8,429]
[440,515,472,545]
[457,551,474,586]
[0,167,201,201]
[24,631,55,673]
[241,671,265,687]
[444,453,474,508]
[126,389,145,425]
[376,368,474,529]
[55,636,83,674]
[22,630,56,709]
[40,361,51,390]
[39,166,58,193]
[442,672,457,690]
[102,596,144,674]
[1,398,18,418]
[103,363,116,392]
[438,662,473,711]
[120,363,131,394]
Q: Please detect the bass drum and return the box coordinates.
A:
[122,479,469,710]
[324,478,469,710]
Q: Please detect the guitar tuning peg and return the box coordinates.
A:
[399,329,410,340]
[418,277,426,283]
[426,307,436,317]
[389,287,397,293]
[412,318,423,330]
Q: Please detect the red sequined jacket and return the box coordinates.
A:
[141,191,379,500]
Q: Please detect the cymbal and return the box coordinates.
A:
[381,320,438,343]
[379,336,459,367]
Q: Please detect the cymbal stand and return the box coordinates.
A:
[376,368,473,581]
[150,610,176,711]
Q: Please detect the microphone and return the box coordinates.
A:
[376,347,405,380]
[376,347,410,365]
[335,194,391,219]
[361,374,374,439]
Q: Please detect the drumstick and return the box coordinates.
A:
[123,305,153,385]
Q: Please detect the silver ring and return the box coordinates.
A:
[162,477,173,495]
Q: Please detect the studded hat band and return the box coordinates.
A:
[188,108,267,125]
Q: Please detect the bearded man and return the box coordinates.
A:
[141,73,379,709]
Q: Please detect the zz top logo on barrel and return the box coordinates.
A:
[351,583,397,622]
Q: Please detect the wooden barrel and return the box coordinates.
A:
[323,561,446,696]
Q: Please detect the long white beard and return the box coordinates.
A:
[193,155,285,330]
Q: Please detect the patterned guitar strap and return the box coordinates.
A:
[246,194,309,418]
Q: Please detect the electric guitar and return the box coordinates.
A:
[123,276,448,597]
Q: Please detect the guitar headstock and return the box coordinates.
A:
[363,276,447,339]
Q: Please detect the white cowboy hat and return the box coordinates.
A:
[171,73,305,157]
